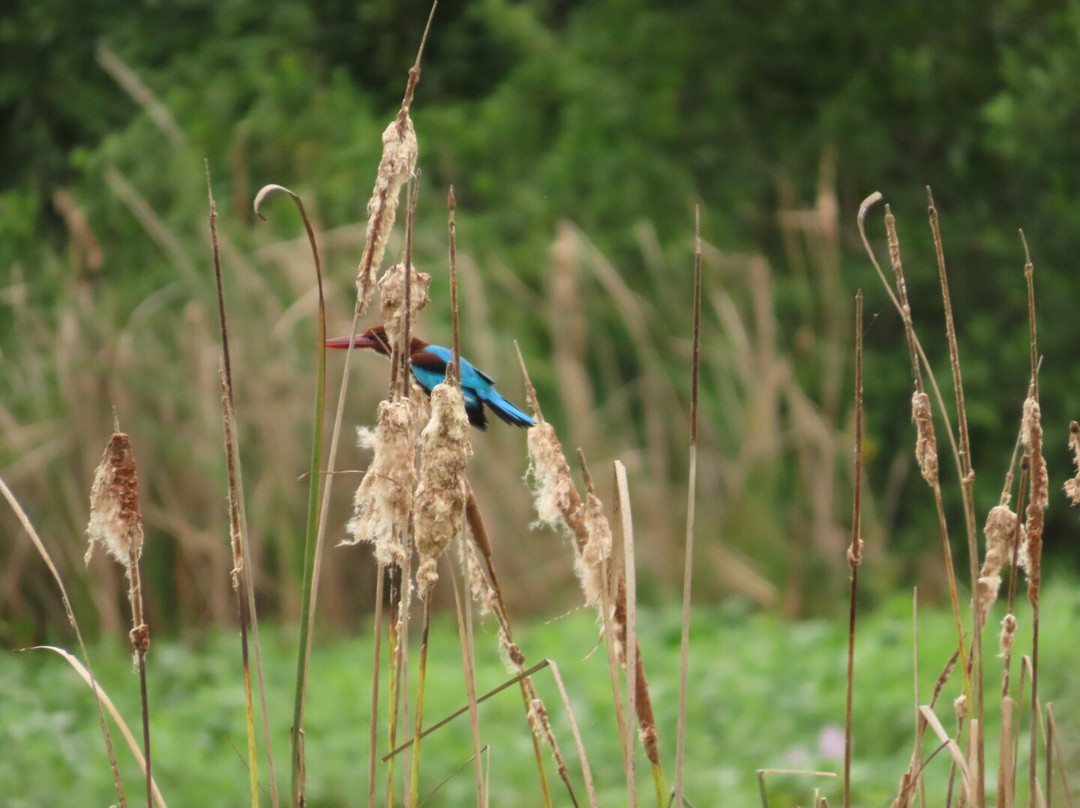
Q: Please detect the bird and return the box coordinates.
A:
[326,325,535,430]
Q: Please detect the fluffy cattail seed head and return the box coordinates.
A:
[356,114,418,314]
[977,504,1018,625]
[526,422,576,535]
[344,399,418,566]
[580,492,613,607]
[414,384,472,598]
[1022,396,1046,605]
[86,433,144,571]
[999,613,1017,657]
[379,261,431,356]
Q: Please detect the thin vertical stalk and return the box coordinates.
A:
[927,188,983,807]
[674,206,702,808]
[367,569,386,808]
[857,195,972,710]
[408,603,433,808]
[386,571,404,808]
[209,165,277,808]
[253,184,326,808]
[1021,231,1045,808]
[130,557,152,808]
[463,488,557,808]
[449,549,485,808]
[1046,705,1074,808]
[843,291,864,808]
[449,186,461,388]
[613,461,638,808]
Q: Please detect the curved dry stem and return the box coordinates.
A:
[32,646,165,806]
[255,182,329,808]
[2,477,129,807]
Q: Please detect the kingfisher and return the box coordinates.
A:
[326,325,535,430]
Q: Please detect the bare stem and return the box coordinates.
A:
[674,205,702,808]
[843,291,864,808]
[209,163,277,808]
[449,187,461,388]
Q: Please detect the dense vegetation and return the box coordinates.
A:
[5,588,1079,807]
[3,0,1080,635]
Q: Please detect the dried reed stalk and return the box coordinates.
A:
[1020,232,1046,808]
[520,349,664,799]
[86,430,153,808]
[1046,704,1075,808]
[927,189,985,806]
[209,165,278,808]
[843,291,864,808]
[253,183,327,808]
[409,383,472,806]
[857,195,973,711]
[448,545,485,807]
[674,206,703,808]
[1,476,129,807]
[460,487,566,808]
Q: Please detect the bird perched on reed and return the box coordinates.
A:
[327,325,535,430]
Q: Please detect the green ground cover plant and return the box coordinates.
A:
[4,587,1077,808]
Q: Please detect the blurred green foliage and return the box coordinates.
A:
[5,586,1079,807]
[3,0,1080,630]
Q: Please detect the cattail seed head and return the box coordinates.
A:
[526,422,577,535]
[580,492,613,607]
[977,504,1017,624]
[953,694,967,723]
[497,631,526,672]
[1023,397,1048,510]
[527,698,556,747]
[1022,395,1046,605]
[86,433,144,571]
[356,113,418,314]
[999,613,1017,657]
[414,384,472,598]
[982,504,1018,575]
[911,391,938,485]
[344,399,417,566]
[378,261,431,355]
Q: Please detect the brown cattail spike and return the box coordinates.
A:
[86,433,144,571]
[1021,395,1046,604]
[911,392,938,486]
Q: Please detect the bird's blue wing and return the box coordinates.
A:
[425,345,495,387]
[412,343,532,428]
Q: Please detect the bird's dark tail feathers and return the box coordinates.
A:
[483,391,535,428]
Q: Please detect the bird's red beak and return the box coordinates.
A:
[326,334,374,349]
[326,331,393,355]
